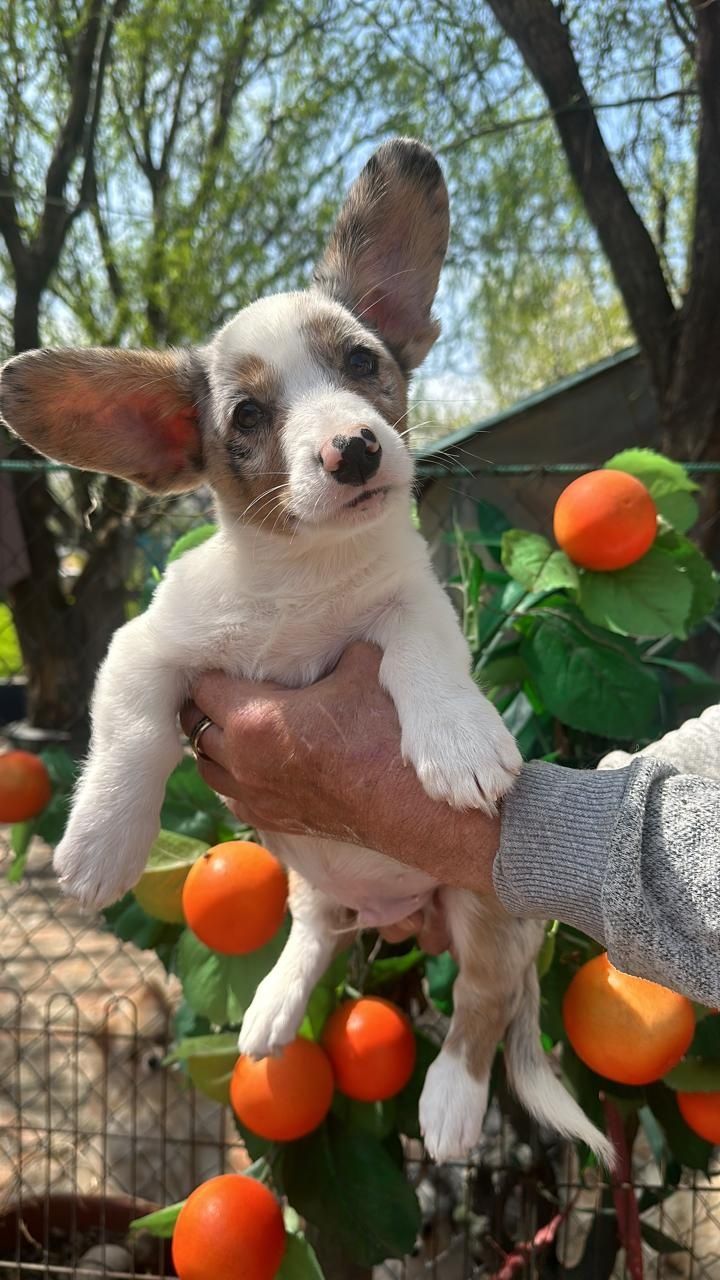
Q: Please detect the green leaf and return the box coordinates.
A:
[656,490,699,534]
[663,1058,720,1092]
[8,817,37,882]
[102,893,184,970]
[537,921,558,979]
[645,1082,713,1172]
[177,921,290,1025]
[170,1032,239,1061]
[278,1234,326,1280]
[161,757,241,843]
[394,1033,439,1140]
[129,1200,183,1237]
[501,530,579,593]
[520,610,661,739]
[476,498,514,547]
[332,1093,397,1140]
[691,1014,720,1057]
[0,603,23,677]
[366,948,425,989]
[281,1120,421,1267]
[579,547,693,639]
[132,829,208,922]
[640,1223,688,1256]
[30,746,79,849]
[605,450,698,525]
[298,984,335,1041]
[425,951,458,1015]
[166,523,217,564]
[656,531,719,628]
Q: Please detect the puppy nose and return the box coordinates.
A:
[319,427,381,486]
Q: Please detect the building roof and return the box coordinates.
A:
[414,345,641,469]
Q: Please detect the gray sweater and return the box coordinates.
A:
[493,705,720,1006]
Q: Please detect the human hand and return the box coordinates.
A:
[179,643,500,893]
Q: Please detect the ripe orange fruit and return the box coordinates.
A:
[0,750,52,824]
[553,469,657,571]
[676,1091,720,1144]
[172,1174,285,1280]
[182,840,287,955]
[230,1037,334,1141]
[562,953,695,1086]
[322,997,416,1102]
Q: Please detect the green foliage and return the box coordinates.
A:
[281,1121,421,1267]
[176,921,290,1025]
[166,524,218,564]
[0,605,23,677]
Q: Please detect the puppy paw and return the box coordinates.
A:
[238,975,308,1060]
[403,700,521,812]
[420,1052,488,1162]
[53,817,154,911]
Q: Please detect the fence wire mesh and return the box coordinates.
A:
[1,457,719,1277]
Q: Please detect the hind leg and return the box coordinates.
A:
[420,889,536,1162]
[239,874,353,1058]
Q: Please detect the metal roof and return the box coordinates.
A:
[414,344,641,466]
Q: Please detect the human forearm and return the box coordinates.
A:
[494,757,720,1006]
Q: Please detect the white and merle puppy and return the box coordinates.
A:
[0,139,610,1164]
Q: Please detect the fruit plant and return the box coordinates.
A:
[4,448,720,1279]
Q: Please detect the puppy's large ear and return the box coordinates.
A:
[0,347,207,493]
[314,138,449,370]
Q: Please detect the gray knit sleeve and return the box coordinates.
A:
[493,757,720,1006]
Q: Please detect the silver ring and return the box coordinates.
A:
[189,715,214,761]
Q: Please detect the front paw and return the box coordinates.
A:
[403,701,521,812]
[54,815,154,910]
[239,974,308,1060]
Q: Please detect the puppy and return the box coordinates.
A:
[0,139,611,1164]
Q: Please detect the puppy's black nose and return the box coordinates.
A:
[319,427,382,486]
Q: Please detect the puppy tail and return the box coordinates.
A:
[504,963,616,1170]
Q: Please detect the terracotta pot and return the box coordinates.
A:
[0,1193,177,1275]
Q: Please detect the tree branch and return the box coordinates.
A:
[34,0,105,271]
[484,0,678,395]
[682,1,720,342]
[0,160,29,274]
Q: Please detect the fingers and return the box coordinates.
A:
[180,701,228,768]
[187,669,282,728]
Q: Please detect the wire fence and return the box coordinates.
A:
[1,455,720,1277]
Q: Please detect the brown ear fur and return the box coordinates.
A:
[314,138,450,370]
[0,347,206,493]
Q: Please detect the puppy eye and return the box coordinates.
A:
[233,398,264,429]
[346,346,378,377]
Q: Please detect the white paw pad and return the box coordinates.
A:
[238,979,307,1060]
[420,1051,489,1162]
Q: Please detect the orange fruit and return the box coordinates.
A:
[172,1174,285,1280]
[0,750,52,824]
[562,953,695,1086]
[553,469,657,571]
[676,1091,720,1144]
[182,840,287,955]
[322,997,416,1102]
[230,1037,334,1141]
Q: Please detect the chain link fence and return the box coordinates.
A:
[1,456,720,1277]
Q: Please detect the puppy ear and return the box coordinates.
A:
[314,138,450,370]
[0,347,207,493]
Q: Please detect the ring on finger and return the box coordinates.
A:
[189,714,215,761]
